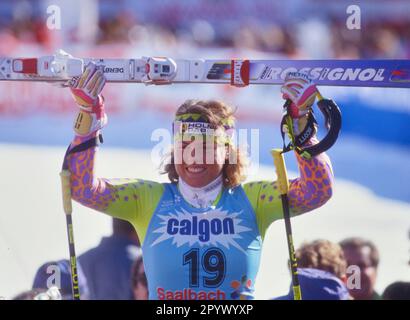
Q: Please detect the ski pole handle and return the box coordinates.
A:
[60,169,72,215]
[271,149,289,195]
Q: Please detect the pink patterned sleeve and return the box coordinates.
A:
[288,138,334,215]
[243,137,334,237]
[64,131,165,243]
[66,131,117,212]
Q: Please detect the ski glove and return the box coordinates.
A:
[281,72,318,118]
[69,62,107,136]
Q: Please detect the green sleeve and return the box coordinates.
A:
[243,146,334,240]
[102,179,164,244]
[243,181,283,240]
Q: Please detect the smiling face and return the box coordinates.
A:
[174,139,227,188]
[166,100,244,189]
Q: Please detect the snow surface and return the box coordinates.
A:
[0,143,408,299]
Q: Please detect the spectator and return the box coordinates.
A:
[131,255,148,300]
[296,239,347,280]
[272,239,350,300]
[382,282,410,300]
[340,237,381,300]
[78,218,141,300]
[273,268,350,300]
[32,259,89,300]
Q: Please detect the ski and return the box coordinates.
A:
[0,50,409,88]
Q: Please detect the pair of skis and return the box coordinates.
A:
[1,50,409,88]
[4,49,405,300]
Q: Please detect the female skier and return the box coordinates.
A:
[64,62,334,300]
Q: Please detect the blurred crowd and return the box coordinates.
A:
[0,0,409,58]
[1,0,409,301]
[13,218,148,300]
[11,218,410,300]
[98,16,410,59]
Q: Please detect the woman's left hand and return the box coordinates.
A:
[281,72,318,118]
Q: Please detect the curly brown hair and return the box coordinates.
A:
[161,99,248,189]
[295,239,347,279]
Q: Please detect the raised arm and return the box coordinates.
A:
[288,139,333,215]
[63,62,163,243]
[243,141,333,238]
[244,73,334,239]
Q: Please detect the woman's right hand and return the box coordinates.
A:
[69,62,108,136]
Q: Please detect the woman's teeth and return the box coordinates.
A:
[187,167,206,173]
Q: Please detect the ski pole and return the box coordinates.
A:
[60,167,81,300]
[271,149,302,300]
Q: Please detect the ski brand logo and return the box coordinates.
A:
[390,68,410,82]
[103,67,124,73]
[260,67,386,82]
[207,63,230,80]
[297,126,314,145]
[151,208,251,252]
